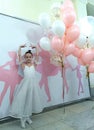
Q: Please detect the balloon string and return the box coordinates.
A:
[86,66,89,78]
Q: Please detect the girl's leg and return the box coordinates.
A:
[26,116,32,124]
[20,117,26,128]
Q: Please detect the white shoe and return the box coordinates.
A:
[20,118,26,128]
[26,117,32,124]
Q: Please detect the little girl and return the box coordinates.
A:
[9,44,43,128]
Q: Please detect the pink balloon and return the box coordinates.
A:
[77,58,85,66]
[61,5,74,13]
[62,10,76,27]
[51,36,64,53]
[73,47,82,58]
[64,43,75,56]
[80,49,94,65]
[88,61,94,73]
[61,0,74,11]
[66,24,80,43]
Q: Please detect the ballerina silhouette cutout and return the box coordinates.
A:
[72,64,84,95]
[36,50,60,102]
[61,58,73,98]
[0,51,22,105]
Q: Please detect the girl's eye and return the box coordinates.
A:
[26,56,31,58]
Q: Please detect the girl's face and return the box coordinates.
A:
[24,53,33,63]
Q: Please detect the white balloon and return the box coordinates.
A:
[52,20,65,37]
[39,37,51,51]
[26,27,44,45]
[75,34,87,48]
[38,13,51,30]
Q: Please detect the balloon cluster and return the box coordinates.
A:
[74,16,94,73]
[39,0,79,52]
[38,0,94,73]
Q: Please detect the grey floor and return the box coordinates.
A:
[0,100,94,130]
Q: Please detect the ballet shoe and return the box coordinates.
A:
[20,118,26,128]
[26,117,32,124]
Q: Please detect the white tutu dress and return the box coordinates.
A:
[9,65,44,118]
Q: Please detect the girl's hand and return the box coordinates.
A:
[30,43,36,49]
[20,44,26,48]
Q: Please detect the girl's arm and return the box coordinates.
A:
[30,44,39,66]
[18,46,22,63]
[34,46,39,66]
[18,44,26,69]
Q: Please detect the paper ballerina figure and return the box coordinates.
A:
[0,51,22,105]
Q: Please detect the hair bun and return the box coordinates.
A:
[25,49,33,56]
[28,50,31,53]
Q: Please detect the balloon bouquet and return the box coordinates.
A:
[38,0,94,98]
[39,0,80,62]
[75,16,94,74]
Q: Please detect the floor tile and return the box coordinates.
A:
[66,101,93,113]
[31,112,56,129]
[0,100,94,130]
[63,109,94,130]
[34,121,75,130]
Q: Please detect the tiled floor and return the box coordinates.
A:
[0,100,94,130]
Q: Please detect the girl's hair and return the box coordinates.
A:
[25,50,33,56]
